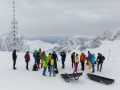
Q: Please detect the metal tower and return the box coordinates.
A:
[11,0,18,51]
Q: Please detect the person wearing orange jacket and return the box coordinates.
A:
[80,53,86,71]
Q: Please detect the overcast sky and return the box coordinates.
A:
[0,0,120,38]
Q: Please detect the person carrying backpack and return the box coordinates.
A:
[52,51,58,69]
[87,51,92,69]
[33,50,37,64]
[49,56,55,77]
[36,51,40,69]
[24,51,30,70]
[91,53,96,73]
[97,53,104,72]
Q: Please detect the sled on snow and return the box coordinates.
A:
[61,72,83,82]
[87,73,115,85]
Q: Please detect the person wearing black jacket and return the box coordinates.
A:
[52,51,58,69]
[60,52,66,69]
[97,53,104,72]
[36,52,40,69]
[12,50,17,69]
[71,52,75,68]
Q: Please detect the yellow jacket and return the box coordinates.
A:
[47,55,51,61]
[75,56,79,63]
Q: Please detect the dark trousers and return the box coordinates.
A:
[72,61,75,68]
[62,61,65,68]
[92,63,95,72]
[13,59,16,68]
[48,62,50,72]
[37,60,40,69]
[26,61,29,69]
[97,63,103,71]
[81,62,85,70]
[54,60,57,69]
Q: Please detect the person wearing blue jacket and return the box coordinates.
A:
[87,51,92,69]
[60,52,66,69]
[52,51,58,69]
[91,53,96,73]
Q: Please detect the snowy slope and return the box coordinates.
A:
[0,40,119,90]
[49,35,81,53]
[26,40,56,53]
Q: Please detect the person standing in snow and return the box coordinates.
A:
[52,51,58,69]
[47,53,52,72]
[49,56,55,77]
[87,51,92,69]
[97,53,104,72]
[41,51,46,68]
[60,52,66,69]
[71,52,75,68]
[33,50,37,64]
[91,53,96,73]
[42,54,48,76]
[74,54,79,72]
[24,51,30,70]
[80,53,86,71]
[12,50,17,70]
[36,51,41,69]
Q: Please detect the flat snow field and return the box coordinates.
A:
[0,50,119,90]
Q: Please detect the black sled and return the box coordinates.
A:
[87,73,115,85]
[61,72,83,82]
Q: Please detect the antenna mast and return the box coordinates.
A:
[11,0,18,51]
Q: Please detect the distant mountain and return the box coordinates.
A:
[0,32,55,52]
[49,31,120,53]
[28,36,62,44]
[48,35,81,53]
[78,31,120,51]
[26,40,55,53]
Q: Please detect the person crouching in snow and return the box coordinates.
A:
[24,51,30,70]
[42,54,48,76]
[91,53,96,73]
[49,56,55,77]
[74,54,79,72]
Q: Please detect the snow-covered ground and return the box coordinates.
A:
[0,40,119,90]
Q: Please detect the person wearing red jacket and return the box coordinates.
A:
[80,53,86,71]
[24,51,30,70]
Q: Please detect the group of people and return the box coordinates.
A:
[12,49,66,77]
[71,51,105,73]
[12,49,105,77]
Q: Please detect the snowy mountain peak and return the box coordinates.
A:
[49,35,81,53]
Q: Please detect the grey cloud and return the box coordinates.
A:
[0,0,120,37]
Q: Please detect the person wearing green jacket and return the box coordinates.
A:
[42,55,48,76]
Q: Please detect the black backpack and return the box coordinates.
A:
[103,56,105,60]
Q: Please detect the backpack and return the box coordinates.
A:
[33,53,35,57]
[50,59,54,65]
[103,56,105,60]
